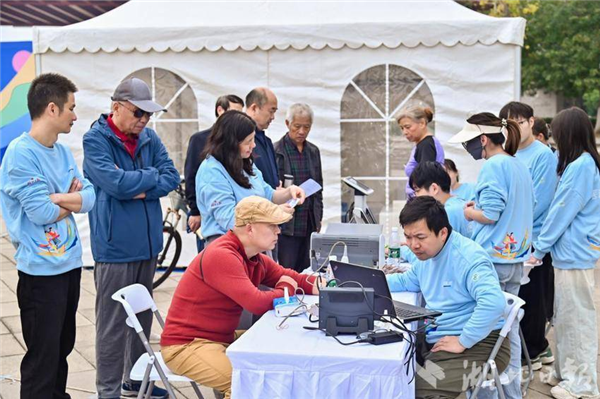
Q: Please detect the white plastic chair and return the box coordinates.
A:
[112,284,204,399]
[470,292,533,398]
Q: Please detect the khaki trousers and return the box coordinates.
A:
[161,331,245,399]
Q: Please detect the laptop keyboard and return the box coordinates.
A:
[393,305,424,319]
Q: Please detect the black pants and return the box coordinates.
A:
[17,267,81,399]
[518,251,554,359]
[278,234,311,273]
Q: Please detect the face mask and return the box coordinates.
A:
[464,137,484,160]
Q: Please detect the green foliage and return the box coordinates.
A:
[459,1,600,113]
[523,1,600,112]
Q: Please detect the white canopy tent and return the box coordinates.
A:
[34,0,525,266]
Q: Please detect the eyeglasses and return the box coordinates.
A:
[118,102,153,119]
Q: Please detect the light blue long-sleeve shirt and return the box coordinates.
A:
[451,182,476,202]
[445,195,471,238]
[387,231,504,348]
[534,153,600,270]
[197,156,275,238]
[515,140,558,240]
[472,154,534,264]
[0,133,95,276]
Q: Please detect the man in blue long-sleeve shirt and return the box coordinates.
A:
[0,73,96,398]
[245,87,280,189]
[83,78,179,399]
[387,196,508,397]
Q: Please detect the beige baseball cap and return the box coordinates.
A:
[235,196,292,227]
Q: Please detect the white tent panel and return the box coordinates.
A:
[35,0,525,54]
[35,1,524,266]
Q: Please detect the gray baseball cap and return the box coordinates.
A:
[111,78,167,113]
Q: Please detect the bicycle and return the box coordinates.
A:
[154,178,187,288]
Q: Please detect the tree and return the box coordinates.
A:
[459,1,600,131]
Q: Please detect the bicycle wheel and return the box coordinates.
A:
[153,226,182,289]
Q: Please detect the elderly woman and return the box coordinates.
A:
[396,104,445,198]
[196,110,305,244]
[274,103,323,272]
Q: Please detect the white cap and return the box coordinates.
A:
[448,121,507,144]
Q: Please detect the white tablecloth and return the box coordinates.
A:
[227,292,418,399]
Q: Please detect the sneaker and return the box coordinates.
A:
[522,358,542,371]
[541,370,560,387]
[538,346,555,364]
[551,386,579,399]
[121,382,169,398]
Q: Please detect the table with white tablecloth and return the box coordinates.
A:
[227,291,418,399]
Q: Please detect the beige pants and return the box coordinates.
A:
[553,268,599,396]
[161,331,245,399]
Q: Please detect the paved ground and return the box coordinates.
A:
[1,215,599,398]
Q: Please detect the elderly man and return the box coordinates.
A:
[0,73,95,398]
[160,196,320,399]
[245,88,279,189]
[387,196,507,397]
[274,103,323,272]
[83,78,179,399]
[184,94,244,251]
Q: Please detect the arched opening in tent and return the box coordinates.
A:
[122,67,199,173]
[340,63,435,228]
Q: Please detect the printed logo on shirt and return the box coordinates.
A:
[588,236,600,251]
[492,230,530,260]
[210,200,222,208]
[32,219,78,257]
[442,280,453,288]
[27,177,41,186]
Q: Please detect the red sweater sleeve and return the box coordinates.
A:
[201,248,305,315]
[260,255,317,295]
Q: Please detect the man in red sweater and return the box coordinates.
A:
[161,196,319,398]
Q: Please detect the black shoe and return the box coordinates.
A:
[121,382,169,398]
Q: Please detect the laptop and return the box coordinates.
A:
[330,261,442,323]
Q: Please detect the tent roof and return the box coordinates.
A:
[34,0,526,54]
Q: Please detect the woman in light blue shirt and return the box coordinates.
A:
[530,107,600,398]
[196,111,304,242]
[449,112,534,398]
[444,158,476,202]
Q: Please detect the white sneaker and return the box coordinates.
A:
[149,332,161,344]
[541,370,560,386]
[551,386,578,399]
[551,386,600,399]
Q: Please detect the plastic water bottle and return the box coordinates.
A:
[388,227,401,267]
[326,255,337,281]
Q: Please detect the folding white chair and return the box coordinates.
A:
[112,284,204,399]
[470,292,533,398]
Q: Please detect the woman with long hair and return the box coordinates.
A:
[196,110,304,243]
[449,112,534,396]
[530,107,600,398]
[396,104,445,198]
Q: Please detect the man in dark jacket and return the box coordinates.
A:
[245,87,279,189]
[274,103,323,272]
[83,78,179,399]
[184,94,244,252]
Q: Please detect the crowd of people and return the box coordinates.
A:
[0,71,599,399]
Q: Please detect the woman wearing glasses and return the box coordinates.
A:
[396,104,445,199]
[196,110,305,244]
[529,107,600,399]
[449,112,534,398]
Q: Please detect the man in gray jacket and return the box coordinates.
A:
[274,103,323,272]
